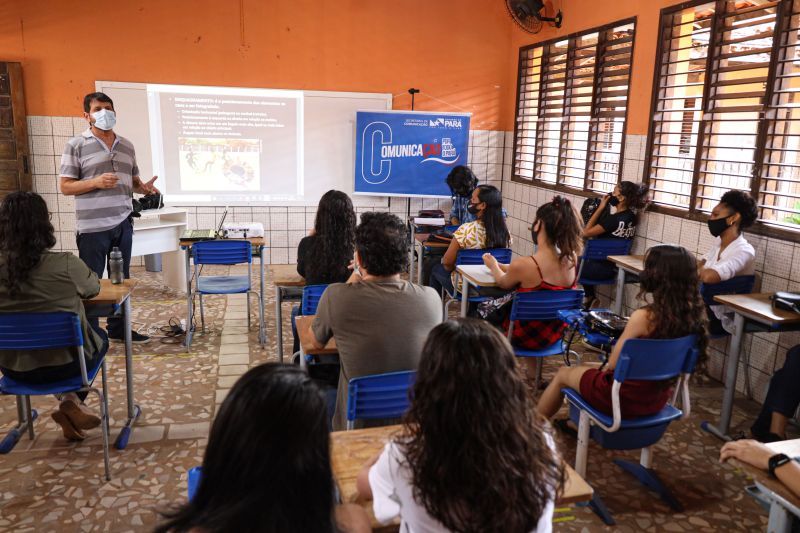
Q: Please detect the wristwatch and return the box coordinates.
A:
[768,453,792,478]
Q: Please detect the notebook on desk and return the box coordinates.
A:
[181,209,228,241]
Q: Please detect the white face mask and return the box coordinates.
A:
[91,109,116,131]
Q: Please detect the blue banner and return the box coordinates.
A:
[354,111,471,197]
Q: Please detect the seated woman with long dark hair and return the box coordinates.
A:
[482,196,582,381]
[155,363,370,533]
[356,319,563,532]
[292,189,357,353]
[0,191,106,441]
[428,185,510,297]
[537,244,708,420]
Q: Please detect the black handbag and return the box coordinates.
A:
[772,292,800,314]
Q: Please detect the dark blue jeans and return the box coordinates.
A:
[429,263,455,297]
[77,218,133,338]
[752,345,800,437]
[579,259,618,300]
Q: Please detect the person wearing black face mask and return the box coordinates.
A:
[427,185,510,298]
[580,181,649,308]
[698,190,758,335]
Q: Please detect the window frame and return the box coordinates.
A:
[643,0,800,241]
[510,17,637,197]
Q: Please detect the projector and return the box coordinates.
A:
[221,222,265,239]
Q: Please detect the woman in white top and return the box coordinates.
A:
[698,190,758,335]
[356,318,562,533]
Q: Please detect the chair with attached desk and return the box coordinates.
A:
[562,334,698,525]
[506,289,584,389]
[346,370,416,430]
[442,248,512,320]
[188,240,264,351]
[699,275,756,338]
[0,312,112,481]
[577,239,633,306]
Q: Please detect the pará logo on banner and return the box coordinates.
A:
[429,118,462,129]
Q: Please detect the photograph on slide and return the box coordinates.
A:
[178,137,261,191]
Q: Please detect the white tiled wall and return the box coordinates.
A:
[27,116,504,267]
[501,132,800,405]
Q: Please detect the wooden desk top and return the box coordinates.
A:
[295,315,337,354]
[179,236,265,248]
[713,293,800,326]
[607,254,644,273]
[270,264,306,287]
[456,264,498,287]
[732,439,800,511]
[331,425,594,530]
[415,233,450,248]
[84,279,135,306]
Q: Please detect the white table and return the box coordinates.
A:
[454,264,498,317]
[132,207,187,292]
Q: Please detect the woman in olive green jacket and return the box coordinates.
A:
[0,192,107,440]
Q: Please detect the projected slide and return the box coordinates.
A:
[147,85,303,203]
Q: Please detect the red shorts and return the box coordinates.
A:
[579,368,673,419]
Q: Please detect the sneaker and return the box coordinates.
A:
[109,331,151,344]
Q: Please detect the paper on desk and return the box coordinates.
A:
[414,217,446,226]
[766,438,800,459]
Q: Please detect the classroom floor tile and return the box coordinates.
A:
[0,267,785,531]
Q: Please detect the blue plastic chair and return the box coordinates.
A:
[562,334,699,525]
[346,370,416,430]
[700,275,756,339]
[297,284,332,366]
[0,312,111,480]
[190,240,264,350]
[576,238,634,288]
[442,248,512,319]
[700,275,755,308]
[506,289,584,388]
[187,466,202,501]
[301,284,329,316]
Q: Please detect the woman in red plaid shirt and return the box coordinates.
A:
[483,196,583,381]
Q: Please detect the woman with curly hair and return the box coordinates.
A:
[0,192,107,441]
[292,190,356,353]
[356,318,563,532]
[580,181,649,308]
[537,244,708,419]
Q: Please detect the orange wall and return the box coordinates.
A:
[2,0,699,134]
[507,0,692,135]
[0,0,515,130]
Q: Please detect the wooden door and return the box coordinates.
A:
[0,62,31,200]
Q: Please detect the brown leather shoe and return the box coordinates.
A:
[59,400,101,430]
[51,411,86,441]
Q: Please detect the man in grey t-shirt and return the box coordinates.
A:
[311,212,441,431]
[59,92,159,343]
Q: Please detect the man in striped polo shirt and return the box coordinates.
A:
[59,92,158,343]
